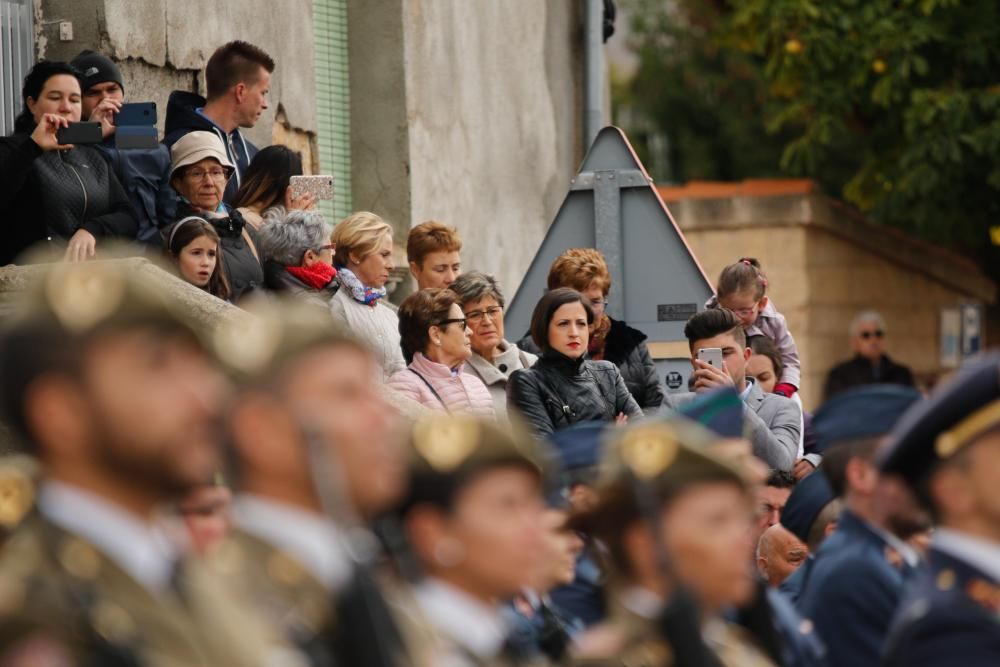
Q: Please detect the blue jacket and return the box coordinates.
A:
[548,547,605,628]
[162,90,258,205]
[96,137,175,244]
[778,555,812,606]
[795,510,914,667]
[883,547,1000,667]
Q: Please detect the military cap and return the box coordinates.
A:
[676,386,744,439]
[780,470,835,544]
[812,384,922,453]
[879,354,1000,488]
[569,418,749,534]
[548,421,607,471]
[397,414,546,514]
[210,297,366,382]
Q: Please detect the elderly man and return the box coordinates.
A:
[824,310,915,400]
[757,525,808,587]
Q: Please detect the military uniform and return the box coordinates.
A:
[878,354,1000,667]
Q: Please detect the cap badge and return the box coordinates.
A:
[620,425,678,479]
[413,417,479,472]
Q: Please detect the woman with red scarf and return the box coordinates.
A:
[257,210,339,307]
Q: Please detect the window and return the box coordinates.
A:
[0,0,34,136]
[313,0,352,222]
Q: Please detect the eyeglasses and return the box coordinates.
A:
[317,244,335,252]
[185,168,228,182]
[465,306,503,324]
[859,330,884,340]
[589,299,609,310]
[436,318,468,330]
[731,307,756,318]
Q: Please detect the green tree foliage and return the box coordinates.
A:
[620,0,1000,263]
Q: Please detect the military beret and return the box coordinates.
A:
[676,386,744,439]
[548,421,607,471]
[779,470,835,544]
[879,354,1000,488]
[569,417,749,534]
[210,297,366,383]
[812,384,922,453]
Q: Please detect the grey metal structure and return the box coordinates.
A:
[505,126,714,394]
[0,0,33,136]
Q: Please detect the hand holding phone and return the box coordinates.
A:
[697,347,724,369]
[289,175,334,202]
[31,114,72,151]
[693,347,735,393]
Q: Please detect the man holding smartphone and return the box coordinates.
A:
[71,51,176,246]
[662,308,802,472]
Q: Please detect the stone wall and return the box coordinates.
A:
[349,0,587,299]
[663,181,996,410]
[34,0,318,161]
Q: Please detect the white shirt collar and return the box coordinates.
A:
[933,528,1000,582]
[414,578,507,659]
[621,586,664,620]
[233,494,352,591]
[37,480,180,593]
[739,377,755,402]
[872,524,921,568]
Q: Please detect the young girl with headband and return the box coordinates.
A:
[165,217,231,301]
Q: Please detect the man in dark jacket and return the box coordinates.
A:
[824,310,915,400]
[71,50,176,245]
[163,40,274,203]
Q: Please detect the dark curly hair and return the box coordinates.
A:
[13,60,81,134]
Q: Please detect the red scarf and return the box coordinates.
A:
[286,263,337,290]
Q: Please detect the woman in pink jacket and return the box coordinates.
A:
[388,288,496,419]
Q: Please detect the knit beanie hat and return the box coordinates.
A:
[70,50,125,93]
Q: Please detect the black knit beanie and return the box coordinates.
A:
[70,50,125,93]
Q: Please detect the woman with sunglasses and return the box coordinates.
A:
[450,271,538,419]
[388,288,496,418]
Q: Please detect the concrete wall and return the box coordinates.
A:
[349,0,586,298]
[34,0,318,165]
[668,188,995,410]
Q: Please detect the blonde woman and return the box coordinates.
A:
[329,211,405,380]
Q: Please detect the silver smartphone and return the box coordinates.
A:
[697,347,724,369]
[289,175,334,201]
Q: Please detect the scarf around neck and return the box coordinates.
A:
[286,263,337,290]
[336,265,386,306]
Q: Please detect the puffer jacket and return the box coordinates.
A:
[507,350,643,438]
[387,353,496,418]
[519,317,663,412]
[0,132,138,265]
[464,340,538,420]
[172,202,263,302]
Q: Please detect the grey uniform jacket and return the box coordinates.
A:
[662,380,800,471]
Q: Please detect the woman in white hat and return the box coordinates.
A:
[166,131,263,302]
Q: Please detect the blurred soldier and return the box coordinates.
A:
[0,260,289,665]
[777,471,840,604]
[795,385,924,667]
[384,415,547,667]
[879,355,1000,666]
[568,417,777,667]
[209,300,410,666]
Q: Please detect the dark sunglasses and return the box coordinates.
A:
[860,330,884,340]
[436,318,468,329]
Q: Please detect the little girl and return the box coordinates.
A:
[708,258,800,397]
[166,217,231,301]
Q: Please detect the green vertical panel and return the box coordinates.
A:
[313,0,352,223]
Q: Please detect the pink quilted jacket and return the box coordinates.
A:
[387,353,496,419]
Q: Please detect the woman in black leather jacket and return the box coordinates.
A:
[508,288,642,437]
[0,61,137,265]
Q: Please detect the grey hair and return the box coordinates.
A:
[257,210,330,266]
[450,271,506,308]
[849,310,886,338]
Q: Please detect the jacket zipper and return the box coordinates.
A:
[63,154,89,223]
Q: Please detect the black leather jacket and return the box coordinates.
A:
[507,350,643,437]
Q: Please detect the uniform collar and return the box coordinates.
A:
[871,524,921,569]
[933,528,1000,583]
[37,480,181,593]
[414,578,507,659]
[233,494,353,591]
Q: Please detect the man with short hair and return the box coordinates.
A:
[778,470,841,604]
[795,384,926,667]
[757,525,808,587]
[824,310,915,400]
[164,40,275,202]
[879,355,1000,666]
[71,50,176,244]
[756,469,796,541]
[0,262,288,664]
[664,308,801,471]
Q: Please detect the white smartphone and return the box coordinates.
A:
[697,347,724,369]
[289,175,334,201]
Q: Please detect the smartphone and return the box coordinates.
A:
[289,175,334,201]
[115,125,159,150]
[56,121,103,145]
[697,347,724,369]
[115,102,157,126]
